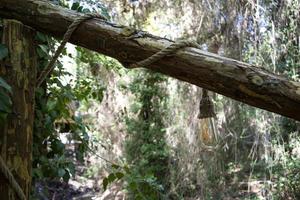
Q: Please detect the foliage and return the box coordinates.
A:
[0,33,11,123]
[122,70,170,199]
[22,0,300,199]
[222,1,300,198]
[32,0,111,184]
[273,158,300,199]
[102,164,125,191]
[103,163,167,200]
[0,43,8,60]
[0,76,12,123]
[271,134,300,199]
[125,170,165,200]
[0,36,11,121]
[32,31,91,182]
[61,0,110,19]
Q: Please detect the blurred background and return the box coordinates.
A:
[30,0,300,199]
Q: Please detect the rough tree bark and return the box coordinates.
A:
[0,0,299,121]
[0,20,36,199]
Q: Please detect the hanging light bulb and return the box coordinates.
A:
[198,89,216,119]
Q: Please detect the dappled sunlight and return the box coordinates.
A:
[1,0,300,199]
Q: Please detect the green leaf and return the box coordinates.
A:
[115,172,124,180]
[58,168,66,177]
[0,77,12,93]
[77,6,83,12]
[124,165,131,174]
[71,2,80,10]
[82,8,91,13]
[67,164,76,176]
[63,171,70,182]
[38,44,49,54]
[32,168,43,178]
[100,8,110,19]
[37,45,49,59]
[111,164,120,169]
[0,90,12,113]
[128,182,138,191]
[103,177,108,190]
[108,173,117,183]
[36,32,47,42]
[0,44,8,60]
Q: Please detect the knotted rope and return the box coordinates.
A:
[129,40,201,68]
[128,40,215,118]
[0,155,26,200]
[36,13,107,87]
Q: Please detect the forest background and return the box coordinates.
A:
[1,0,300,199]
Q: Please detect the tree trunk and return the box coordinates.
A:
[0,20,37,199]
[0,0,300,121]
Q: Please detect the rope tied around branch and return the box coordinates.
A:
[36,13,107,87]
[129,40,201,68]
[127,39,216,118]
[2,11,215,200]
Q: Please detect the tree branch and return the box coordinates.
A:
[1,0,300,121]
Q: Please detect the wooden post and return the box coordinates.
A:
[0,20,37,199]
